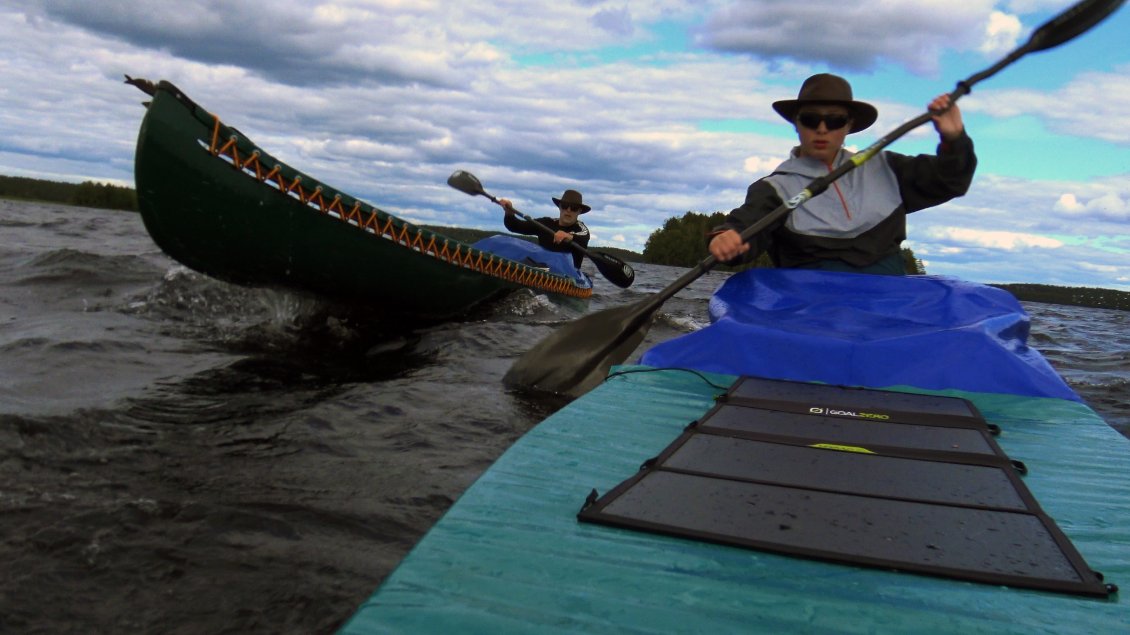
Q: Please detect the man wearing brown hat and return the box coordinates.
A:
[708,73,976,274]
[498,189,592,270]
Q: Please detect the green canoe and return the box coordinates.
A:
[130,79,592,321]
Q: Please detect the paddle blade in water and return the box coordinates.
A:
[503,299,658,397]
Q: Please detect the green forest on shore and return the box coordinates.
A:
[5,174,1127,311]
[1,174,137,211]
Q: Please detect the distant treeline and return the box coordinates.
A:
[0,175,137,211]
[992,284,1130,311]
[641,210,925,274]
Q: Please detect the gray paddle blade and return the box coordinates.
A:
[447,170,485,196]
[503,300,658,398]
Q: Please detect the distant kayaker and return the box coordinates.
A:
[708,73,976,275]
[498,189,592,270]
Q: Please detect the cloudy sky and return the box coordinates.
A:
[2,0,1127,289]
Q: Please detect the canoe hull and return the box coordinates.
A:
[133,82,590,321]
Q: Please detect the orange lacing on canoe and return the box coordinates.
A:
[205,116,591,299]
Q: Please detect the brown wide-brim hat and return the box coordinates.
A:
[552,188,591,214]
[772,73,878,134]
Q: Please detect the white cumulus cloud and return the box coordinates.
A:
[980,11,1022,55]
[933,227,1064,250]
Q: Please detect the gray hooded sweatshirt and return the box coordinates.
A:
[714,131,976,271]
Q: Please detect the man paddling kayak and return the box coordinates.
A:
[498,189,593,270]
[708,73,977,275]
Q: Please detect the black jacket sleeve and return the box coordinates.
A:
[504,213,540,235]
[707,179,785,265]
[886,131,977,213]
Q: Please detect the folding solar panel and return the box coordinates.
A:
[578,377,1113,597]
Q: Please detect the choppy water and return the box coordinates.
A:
[2,199,1126,634]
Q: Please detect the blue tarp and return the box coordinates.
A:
[472,235,591,288]
[640,269,1081,402]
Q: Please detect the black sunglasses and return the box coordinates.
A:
[797,112,851,131]
[559,204,581,212]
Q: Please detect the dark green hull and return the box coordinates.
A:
[132,81,590,321]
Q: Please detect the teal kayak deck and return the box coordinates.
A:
[341,367,1128,634]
